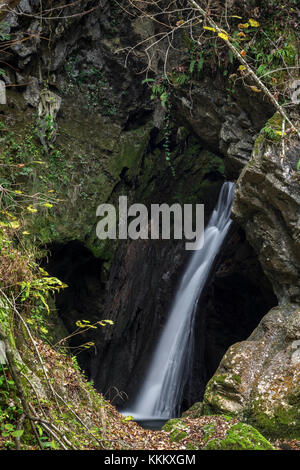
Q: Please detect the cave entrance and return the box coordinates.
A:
[43,241,106,377]
[43,230,277,417]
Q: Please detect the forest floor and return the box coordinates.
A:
[1,339,299,451]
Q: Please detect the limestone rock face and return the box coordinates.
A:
[232,117,300,303]
[204,304,300,437]
[202,117,300,437]
[172,79,274,178]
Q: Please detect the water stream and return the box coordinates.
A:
[124,182,235,422]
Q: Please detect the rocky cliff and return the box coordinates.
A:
[201,118,300,437]
[0,0,299,441]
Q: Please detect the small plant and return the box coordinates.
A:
[142,77,169,108]
[261,123,282,142]
[0,22,11,42]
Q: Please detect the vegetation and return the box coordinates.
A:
[0,0,299,453]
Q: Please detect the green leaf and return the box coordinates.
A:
[160,92,168,108]
[197,55,204,72]
[4,424,14,431]
[12,429,24,438]
[122,415,134,422]
[142,78,155,84]
[189,60,196,74]
[50,439,60,449]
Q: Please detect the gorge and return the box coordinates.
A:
[123,182,236,423]
[0,0,299,452]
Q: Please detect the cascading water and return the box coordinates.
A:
[124,182,235,422]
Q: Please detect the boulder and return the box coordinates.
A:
[204,304,300,438]
[232,113,300,303]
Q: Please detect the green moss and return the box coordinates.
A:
[169,429,188,442]
[108,124,152,179]
[182,402,214,418]
[250,399,300,439]
[185,442,199,450]
[233,374,242,384]
[162,418,182,433]
[182,402,204,418]
[204,373,241,416]
[201,423,216,443]
[203,423,275,450]
[163,418,189,443]
[260,112,283,143]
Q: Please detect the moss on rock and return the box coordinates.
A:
[203,423,275,450]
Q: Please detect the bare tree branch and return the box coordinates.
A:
[187,0,300,139]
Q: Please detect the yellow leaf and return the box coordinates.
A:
[8,221,20,229]
[218,32,229,41]
[237,32,246,38]
[232,15,243,19]
[122,416,134,422]
[14,190,23,194]
[238,65,247,71]
[250,85,261,93]
[203,26,216,32]
[26,206,38,213]
[176,19,184,26]
[22,231,30,235]
[43,203,53,208]
[238,23,249,29]
[249,18,260,27]
[48,189,55,193]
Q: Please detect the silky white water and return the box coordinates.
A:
[124,182,235,421]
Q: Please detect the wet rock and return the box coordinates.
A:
[0,80,6,104]
[23,76,40,107]
[203,304,300,438]
[162,415,274,450]
[232,113,300,303]
[172,79,274,178]
[203,423,275,450]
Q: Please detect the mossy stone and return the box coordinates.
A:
[162,418,182,432]
[169,429,188,442]
[203,423,275,450]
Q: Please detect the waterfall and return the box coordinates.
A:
[124,182,235,421]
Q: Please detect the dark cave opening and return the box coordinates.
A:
[44,229,277,413]
[181,223,278,411]
[43,241,106,377]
